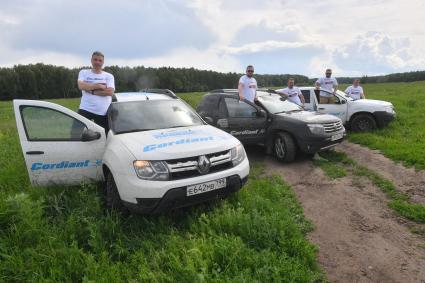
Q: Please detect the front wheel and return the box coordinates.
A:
[273,132,296,163]
[350,114,377,132]
[105,172,128,214]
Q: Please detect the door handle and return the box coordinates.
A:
[318,107,325,110]
[26,151,44,155]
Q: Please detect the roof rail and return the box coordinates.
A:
[208,89,238,93]
[258,88,277,94]
[140,88,178,99]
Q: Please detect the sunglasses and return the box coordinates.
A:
[247,70,254,73]
[326,73,332,75]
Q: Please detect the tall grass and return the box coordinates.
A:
[346,81,425,170]
[0,97,323,282]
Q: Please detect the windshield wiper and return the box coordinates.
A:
[115,128,155,134]
[273,109,302,114]
[167,125,189,129]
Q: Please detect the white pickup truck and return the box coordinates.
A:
[299,87,396,131]
[13,90,249,214]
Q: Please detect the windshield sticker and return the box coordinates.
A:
[230,129,265,136]
[152,129,206,140]
[144,136,214,152]
[31,159,102,171]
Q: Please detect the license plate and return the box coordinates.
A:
[331,133,343,141]
[187,178,227,196]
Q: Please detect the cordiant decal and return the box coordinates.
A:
[152,129,205,140]
[230,129,265,136]
[144,136,214,152]
[31,159,102,171]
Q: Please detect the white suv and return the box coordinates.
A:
[299,87,396,131]
[13,90,249,213]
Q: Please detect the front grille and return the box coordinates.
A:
[323,121,344,133]
[165,150,233,180]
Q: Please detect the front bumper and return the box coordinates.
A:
[112,157,250,213]
[374,111,395,127]
[123,175,248,214]
[297,130,346,153]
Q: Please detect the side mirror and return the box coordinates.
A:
[203,116,214,124]
[257,109,267,118]
[81,129,101,142]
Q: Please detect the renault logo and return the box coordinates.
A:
[197,155,211,174]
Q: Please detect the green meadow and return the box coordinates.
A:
[0,96,323,281]
[0,81,424,281]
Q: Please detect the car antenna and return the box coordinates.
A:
[140,90,149,100]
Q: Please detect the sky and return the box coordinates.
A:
[0,0,424,77]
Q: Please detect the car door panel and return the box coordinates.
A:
[14,100,106,187]
[221,97,267,144]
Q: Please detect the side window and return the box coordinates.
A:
[301,90,310,103]
[20,106,87,141]
[198,96,214,112]
[333,95,340,104]
[224,98,257,118]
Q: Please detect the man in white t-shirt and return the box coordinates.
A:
[276,78,305,107]
[238,65,257,102]
[345,79,365,100]
[77,51,115,133]
[315,68,338,104]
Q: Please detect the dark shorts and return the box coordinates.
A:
[78,109,109,133]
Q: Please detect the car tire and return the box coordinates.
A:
[273,132,296,163]
[105,172,128,214]
[350,113,377,132]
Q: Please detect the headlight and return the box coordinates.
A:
[230,144,246,166]
[307,124,325,135]
[133,160,169,181]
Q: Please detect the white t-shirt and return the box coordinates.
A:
[276,87,302,106]
[78,69,115,115]
[316,77,338,97]
[239,75,257,102]
[345,85,364,100]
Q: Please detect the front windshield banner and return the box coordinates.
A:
[110,100,204,134]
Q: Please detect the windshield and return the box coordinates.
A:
[110,100,204,134]
[258,94,302,114]
[336,90,354,101]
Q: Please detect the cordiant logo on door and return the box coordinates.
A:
[30,159,102,171]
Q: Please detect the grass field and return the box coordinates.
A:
[1,82,424,281]
[343,81,425,170]
[0,97,323,281]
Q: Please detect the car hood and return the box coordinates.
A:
[350,99,393,107]
[275,110,342,123]
[114,125,239,160]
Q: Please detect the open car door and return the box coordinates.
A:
[13,100,107,186]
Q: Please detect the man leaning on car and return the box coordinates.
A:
[77,51,115,133]
[238,65,258,103]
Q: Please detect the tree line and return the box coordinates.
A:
[2,64,424,100]
[0,64,309,100]
[310,70,425,85]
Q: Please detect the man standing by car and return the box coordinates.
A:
[315,68,338,104]
[276,78,305,108]
[77,51,115,133]
[345,79,366,100]
[238,65,257,102]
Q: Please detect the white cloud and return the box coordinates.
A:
[0,0,424,76]
[332,31,425,75]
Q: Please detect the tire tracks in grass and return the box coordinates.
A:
[245,146,425,283]
[336,141,425,205]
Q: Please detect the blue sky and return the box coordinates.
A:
[0,0,424,77]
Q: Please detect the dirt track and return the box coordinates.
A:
[247,143,425,283]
